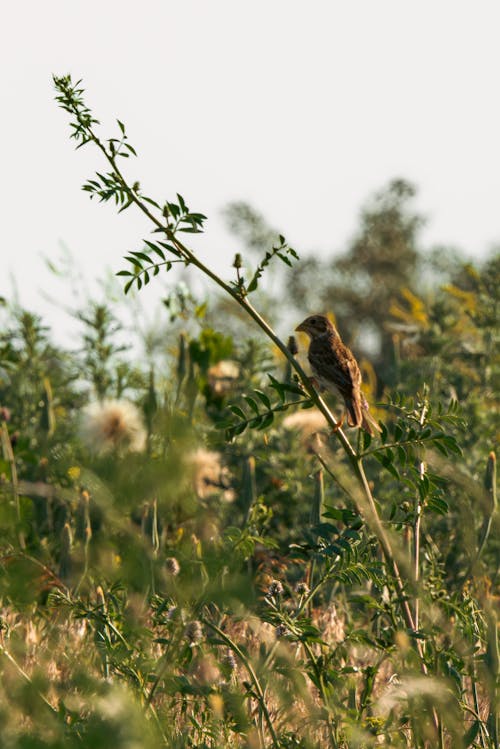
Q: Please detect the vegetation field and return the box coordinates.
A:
[0,76,497,748]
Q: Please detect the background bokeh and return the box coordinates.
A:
[3,1,500,343]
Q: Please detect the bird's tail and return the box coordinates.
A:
[345,397,363,429]
[345,394,382,435]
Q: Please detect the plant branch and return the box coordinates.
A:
[200,617,280,749]
[55,75,422,645]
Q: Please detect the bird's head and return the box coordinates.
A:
[295,314,336,339]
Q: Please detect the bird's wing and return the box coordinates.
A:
[345,354,362,391]
[310,340,359,394]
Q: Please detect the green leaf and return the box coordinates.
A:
[396,445,407,465]
[256,412,274,430]
[373,451,400,479]
[380,423,388,444]
[177,193,187,212]
[157,241,182,258]
[243,396,260,415]
[362,431,372,450]
[142,196,161,209]
[118,198,133,213]
[433,440,449,456]
[393,424,403,441]
[253,390,271,409]
[124,143,137,156]
[131,251,152,263]
[143,241,165,260]
[228,405,246,420]
[426,496,449,515]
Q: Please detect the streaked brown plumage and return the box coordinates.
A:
[295,314,380,435]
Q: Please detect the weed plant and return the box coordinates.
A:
[0,76,497,748]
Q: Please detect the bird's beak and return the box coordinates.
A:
[295,322,306,333]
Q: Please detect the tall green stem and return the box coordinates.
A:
[60,85,421,645]
[200,618,280,749]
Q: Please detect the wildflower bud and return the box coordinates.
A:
[224,649,237,671]
[76,490,92,543]
[184,620,203,644]
[96,585,106,609]
[233,253,242,269]
[164,557,180,576]
[287,335,298,357]
[267,580,284,597]
[0,407,11,423]
[295,582,309,596]
[166,605,177,620]
[275,623,290,638]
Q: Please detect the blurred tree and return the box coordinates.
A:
[76,302,145,399]
[225,180,426,390]
[222,201,280,254]
[289,179,424,388]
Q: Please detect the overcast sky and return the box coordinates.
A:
[2,1,500,341]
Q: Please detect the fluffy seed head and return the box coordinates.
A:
[207,360,239,396]
[188,448,234,501]
[80,399,147,454]
[164,557,180,576]
[184,620,203,644]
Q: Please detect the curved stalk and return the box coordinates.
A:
[57,80,423,650]
[200,617,280,749]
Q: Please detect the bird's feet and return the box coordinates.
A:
[330,412,345,433]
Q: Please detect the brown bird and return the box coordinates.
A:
[295,314,380,435]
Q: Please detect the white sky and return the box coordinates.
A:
[2,1,500,342]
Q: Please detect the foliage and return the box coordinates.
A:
[0,74,497,749]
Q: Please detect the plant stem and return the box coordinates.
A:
[414,399,428,632]
[301,638,338,748]
[71,105,423,660]
[1,421,25,548]
[200,617,280,749]
[0,646,57,714]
